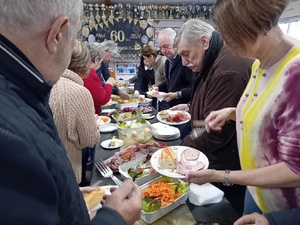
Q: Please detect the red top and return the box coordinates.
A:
[83,68,112,115]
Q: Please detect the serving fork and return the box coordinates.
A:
[94,159,123,186]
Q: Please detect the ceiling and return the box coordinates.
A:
[83,0,216,4]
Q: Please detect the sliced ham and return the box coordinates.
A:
[177,155,205,175]
[181,148,200,161]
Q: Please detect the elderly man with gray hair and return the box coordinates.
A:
[95,40,131,100]
[0,0,142,224]
[171,19,253,216]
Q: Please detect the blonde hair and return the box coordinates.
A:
[68,40,91,76]
[213,0,289,51]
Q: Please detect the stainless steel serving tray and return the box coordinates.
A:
[118,155,160,186]
[140,176,189,224]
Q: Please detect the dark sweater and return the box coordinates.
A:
[0,34,125,225]
[158,54,194,107]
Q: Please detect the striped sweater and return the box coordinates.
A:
[49,69,100,182]
[236,46,300,213]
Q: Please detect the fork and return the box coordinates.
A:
[94,159,123,187]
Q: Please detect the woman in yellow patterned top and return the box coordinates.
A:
[185,0,300,215]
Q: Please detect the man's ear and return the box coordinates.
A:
[46,16,69,54]
[199,35,209,50]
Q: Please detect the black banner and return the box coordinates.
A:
[82,18,154,62]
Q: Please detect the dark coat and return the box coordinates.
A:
[134,59,155,96]
[181,45,253,214]
[158,54,194,107]
[0,34,125,225]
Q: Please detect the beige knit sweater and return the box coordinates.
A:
[49,69,100,183]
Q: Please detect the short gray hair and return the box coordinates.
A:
[158,28,177,45]
[99,40,119,57]
[87,42,101,62]
[174,19,215,47]
[0,0,83,38]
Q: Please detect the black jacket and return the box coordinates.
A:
[158,54,194,107]
[134,60,155,96]
[0,34,125,225]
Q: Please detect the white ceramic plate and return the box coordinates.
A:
[101,109,116,114]
[153,132,180,141]
[157,110,191,125]
[150,146,209,179]
[141,114,155,120]
[97,116,111,126]
[98,123,118,133]
[101,139,124,149]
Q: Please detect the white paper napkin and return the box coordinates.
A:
[188,183,224,206]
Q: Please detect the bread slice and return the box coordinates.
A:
[159,147,177,169]
[83,187,105,211]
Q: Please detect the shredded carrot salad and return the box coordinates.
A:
[142,182,180,207]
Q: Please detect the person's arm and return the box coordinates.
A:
[83,71,113,107]
[158,80,167,92]
[179,67,194,101]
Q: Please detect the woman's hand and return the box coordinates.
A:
[205,107,236,133]
[234,213,269,225]
[170,104,189,112]
[185,169,216,185]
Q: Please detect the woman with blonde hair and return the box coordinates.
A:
[186,0,300,216]
[49,40,100,184]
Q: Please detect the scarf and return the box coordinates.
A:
[190,31,224,102]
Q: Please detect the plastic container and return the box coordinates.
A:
[117,101,139,110]
[140,177,189,224]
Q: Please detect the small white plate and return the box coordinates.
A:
[97,116,111,126]
[98,123,118,133]
[101,139,124,149]
[150,146,209,179]
[102,109,116,114]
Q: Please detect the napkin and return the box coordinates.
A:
[189,183,224,206]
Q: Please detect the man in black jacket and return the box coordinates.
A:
[152,28,194,108]
[0,1,141,225]
[172,19,253,215]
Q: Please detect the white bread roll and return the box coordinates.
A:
[83,187,105,211]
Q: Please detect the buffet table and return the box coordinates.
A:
[90,111,241,225]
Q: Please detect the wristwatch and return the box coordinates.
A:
[223,170,233,186]
[176,91,181,99]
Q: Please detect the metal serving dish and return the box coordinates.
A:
[118,155,160,186]
[140,177,189,224]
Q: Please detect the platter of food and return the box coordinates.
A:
[104,141,167,172]
[157,110,191,125]
[150,146,209,179]
[140,176,189,224]
[96,116,111,126]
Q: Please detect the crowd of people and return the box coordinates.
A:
[1,0,300,224]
